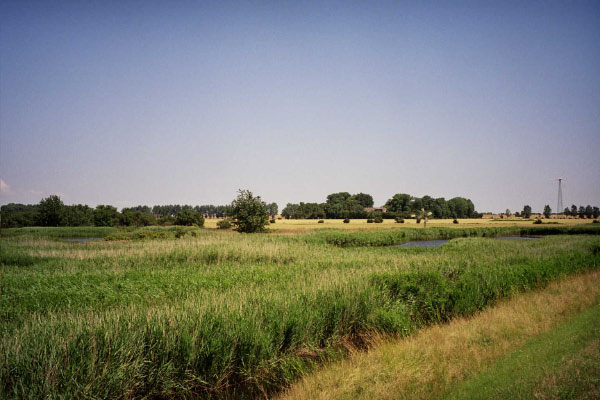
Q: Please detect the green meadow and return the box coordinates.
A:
[1,225,599,398]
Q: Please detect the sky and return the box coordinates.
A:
[1,1,599,213]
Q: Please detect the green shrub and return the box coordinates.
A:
[230,190,269,233]
[395,217,404,223]
[343,219,350,223]
[374,216,383,223]
[175,210,204,227]
[318,220,325,224]
[367,219,374,223]
[534,219,542,224]
[269,219,276,224]
[217,219,232,229]
[453,219,459,224]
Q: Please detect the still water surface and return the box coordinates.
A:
[396,236,541,248]
[62,237,103,242]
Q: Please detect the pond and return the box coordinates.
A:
[61,237,103,242]
[495,236,541,241]
[396,240,450,248]
[395,236,542,248]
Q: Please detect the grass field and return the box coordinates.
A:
[1,223,599,398]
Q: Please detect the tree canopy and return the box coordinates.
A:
[543,205,552,218]
[230,190,269,233]
[38,195,65,226]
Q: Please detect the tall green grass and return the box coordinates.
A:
[0,226,117,238]
[1,227,599,399]
[309,225,600,247]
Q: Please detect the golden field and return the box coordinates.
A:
[204,217,595,231]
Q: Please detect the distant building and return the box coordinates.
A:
[364,207,387,213]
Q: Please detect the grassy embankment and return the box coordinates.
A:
[1,224,599,398]
[282,270,600,400]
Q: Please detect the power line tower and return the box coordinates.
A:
[556,178,563,215]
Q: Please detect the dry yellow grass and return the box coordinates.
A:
[279,270,600,400]
[204,217,594,231]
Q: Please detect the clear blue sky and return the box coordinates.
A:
[1,1,599,213]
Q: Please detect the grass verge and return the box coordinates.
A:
[446,305,600,399]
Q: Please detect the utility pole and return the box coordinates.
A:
[556,178,563,216]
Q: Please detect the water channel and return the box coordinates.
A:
[61,237,103,242]
[395,236,541,248]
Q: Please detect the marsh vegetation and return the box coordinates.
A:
[1,224,599,398]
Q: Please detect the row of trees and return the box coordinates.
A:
[151,204,229,218]
[150,203,278,219]
[281,192,479,219]
[505,204,599,219]
[0,195,279,229]
[0,197,186,228]
[281,192,373,219]
[5,192,594,230]
[564,204,599,219]
[384,194,478,218]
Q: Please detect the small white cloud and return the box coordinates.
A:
[0,179,11,193]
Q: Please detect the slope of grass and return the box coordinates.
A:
[1,227,599,398]
[446,305,600,399]
[281,270,600,400]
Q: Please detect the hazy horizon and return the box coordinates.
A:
[1,1,599,213]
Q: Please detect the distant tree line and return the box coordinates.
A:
[511,204,599,219]
[281,192,373,219]
[6,193,594,229]
[152,204,229,218]
[281,192,480,219]
[564,204,599,219]
[0,195,281,228]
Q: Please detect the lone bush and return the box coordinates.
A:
[534,219,542,224]
[374,216,383,223]
[453,219,459,224]
[175,210,205,227]
[343,218,350,223]
[318,220,325,224]
[395,217,404,223]
[367,219,374,223]
[230,190,269,233]
[269,219,276,224]
[217,219,232,229]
